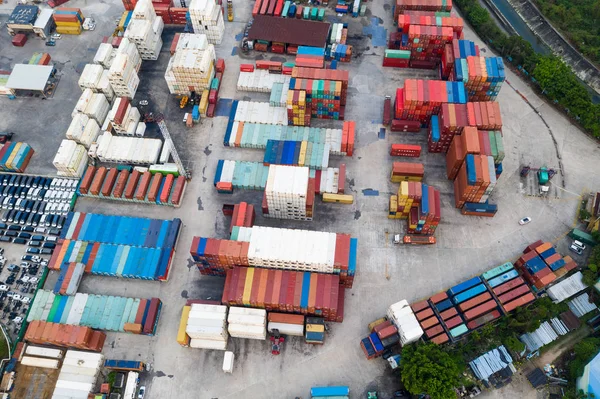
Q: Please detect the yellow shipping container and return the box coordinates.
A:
[6,143,21,171]
[322,193,353,204]
[199,89,209,116]
[242,268,254,306]
[56,26,82,35]
[299,141,307,166]
[306,324,325,333]
[55,21,82,28]
[391,174,422,183]
[177,306,191,346]
[118,11,128,30]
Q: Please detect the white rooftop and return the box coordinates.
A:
[6,64,53,91]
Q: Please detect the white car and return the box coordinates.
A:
[29,277,39,284]
[21,297,30,304]
[21,276,30,283]
[13,317,22,324]
[0,285,8,292]
[12,294,22,301]
[519,217,532,225]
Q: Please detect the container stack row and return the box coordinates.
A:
[65,113,101,149]
[237,67,291,93]
[452,153,498,212]
[221,267,345,322]
[53,7,84,35]
[482,262,535,313]
[185,304,229,350]
[228,202,256,233]
[389,181,441,235]
[104,97,143,136]
[108,38,142,99]
[517,240,578,290]
[0,142,34,173]
[78,166,185,207]
[444,126,504,177]
[411,300,450,344]
[191,226,357,286]
[53,262,85,296]
[387,300,424,345]
[327,23,352,62]
[305,316,326,344]
[394,0,453,20]
[394,79,467,124]
[287,77,346,126]
[165,33,216,95]
[124,0,164,61]
[224,121,352,156]
[152,3,188,25]
[53,139,88,178]
[264,165,314,220]
[27,291,163,335]
[228,307,267,340]
[387,13,462,69]
[51,351,104,399]
[79,63,115,102]
[72,88,111,127]
[295,46,325,69]
[263,140,331,170]
[267,313,305,336]
[233,101,289,126]
[25,321,106,352]
[189,0,225,44]
[360,318,401,359]
[214,160,341,194]
[93,131,162,165]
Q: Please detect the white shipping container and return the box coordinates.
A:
[93,43,114,68]
[227,314,266,326]
[222,351,234,373]
[186,325,228,340]
[72,89,94,117]
[80,119,101,148]
[21,356,60,369]
[267,322,304,336]
[228,324,267,340]
[190,338,228,350]
[25,346,63,359]
[78,64,104,91]
[66,113,89,142]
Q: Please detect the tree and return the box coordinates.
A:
[503,336,526,353]
[400,343,463,399]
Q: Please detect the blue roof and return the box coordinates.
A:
[578,351,600,396]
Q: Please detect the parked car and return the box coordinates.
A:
[519,217,532,225]
[570,244,583,255]
[26,248,40,254]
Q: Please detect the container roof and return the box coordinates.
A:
[5,64,53,91]
[248,15,330,48]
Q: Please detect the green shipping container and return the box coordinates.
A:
[569,228,597,246]
[384,49,411,59]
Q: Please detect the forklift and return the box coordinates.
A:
[227,0,234,21]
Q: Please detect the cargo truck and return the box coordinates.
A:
[569,228,596,246]
[104,359,146,372]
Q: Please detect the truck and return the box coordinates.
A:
[569,228,597,246]
[103,359,145,372]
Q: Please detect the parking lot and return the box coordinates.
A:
[2,0,600,397]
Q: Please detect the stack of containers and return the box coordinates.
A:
[270,83,289,107]
[360,318,401,356]
[446,277,499,335]
[53,139,88,177]
[177,299,222,347]
[383,49,411,68]
[93,43,116,69]
[125,0,164,61]
[165,33,216,95]
[517,240,577,289]
[482,262,536,313]
[53,263,85,296]
[189,0,225,44]
[24,321,106,352]
[221,267,345,322]
[191,226,357,288]
[27,291,163,336]
[454,56,505,101]
[445,127,504,177]
[232,101,288,126]
[441,38,478,78]
[51,212,181,281]
[411,300,448,344]
[295,46,325,68]
[394,0,453,19]
[51,351,104,399]
[185,304,229,350]
[66,114,100,149]
[237,68,291,93]
[0,142,35,173]
[263,140,330,169]
[390,162,424,182]
[108,38,142,99]
[452,153,497,208]
[395,80,467,124]
[224,121,350,156]
[52,8,84,35]
[78,166,185,206]
[305,317,326,344]
[105,97,141,135]
[390,144,421,157]
[267,313,305,336]
[229,202,255,233]
[94,132,162,164]
[437,101,503,134]
[78,64,104,91]
[387,300,424,345]
[287,77,346,124]
[264,165,314,220]
[427,292,463,340]
[389,182,442,235]
[227,307,267,340]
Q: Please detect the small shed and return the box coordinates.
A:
[5,64,56,98]
[6,5,39,35]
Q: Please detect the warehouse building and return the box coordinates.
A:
[5,64,58,98]
[247,15,330,53]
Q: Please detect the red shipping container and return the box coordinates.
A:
[79,166,97,194]
[377,324,398,340]
[101,168,118,197]
[124,170,141,199]
[12,34,27,47]
[439,307,457,320]
[493,277,526,296]
[425,324,444,338]
[135,172,152,200]
[391,119,421,132]
[159,174,175,203]
[431,332,449,344]
[498,284,531,304]
[430,292,448,304]
[390,144,421,157]
[464,300,497,321]
[458,292,492,312]
[420,316,440,330]
[416,308,434,321]
[503,293,535,312]
[411,300,430,313]
[444,315,463,329]
[466,309,501,330]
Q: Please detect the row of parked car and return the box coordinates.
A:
[0,223,59,254]
[1,210,66,229]
[0,174,77,191]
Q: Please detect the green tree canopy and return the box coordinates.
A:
[400,343,463,399]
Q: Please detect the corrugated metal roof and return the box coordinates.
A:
[469,345,513,381]
[560,310,581,330]
[569,292,597,317]
[547,271,586,302]
[6,64,53,91]
[248,15,330,48]
[527,368,548,388]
